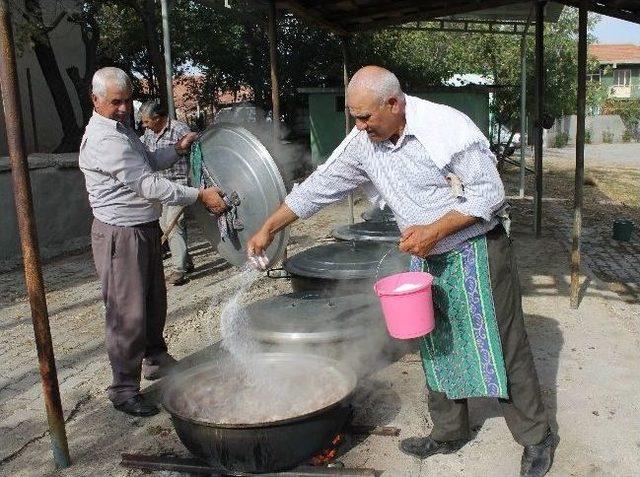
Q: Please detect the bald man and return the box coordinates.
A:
[247,66,554,477]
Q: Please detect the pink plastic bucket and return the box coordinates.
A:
[373,271,435,339]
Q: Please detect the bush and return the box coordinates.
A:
[622,129,633,143]
[554,131,570,148]
[602,130,614,143]
[585,129,592,144]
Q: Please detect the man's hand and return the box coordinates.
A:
[198,187,228,215]
[399,224,442,258]
[247,227,274,258]
[175,132,198,155]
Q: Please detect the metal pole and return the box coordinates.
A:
[342,35,354,224]
[571,1,588,308]
[26,68,39,151]
[533,1,545,238]
[0,0,70,468]
[267,0,280,142]
[160,0,175,118]
[519,18,530,198]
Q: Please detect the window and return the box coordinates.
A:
[587,72,601,83]
[613,69,631,86]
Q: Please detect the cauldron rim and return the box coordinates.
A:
[161,352,357,429]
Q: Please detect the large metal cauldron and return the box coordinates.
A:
[162,353,357,473]
[283,241,408,296]
[332,220,401,243]
[244,292,389,376]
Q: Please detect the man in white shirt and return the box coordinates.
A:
[79,67,226,416]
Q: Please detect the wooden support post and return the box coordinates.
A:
[571,0,588,308]
[267,0,280,142]
[0,0,70,468]
[533,1,546,237]
[342,35,354,224]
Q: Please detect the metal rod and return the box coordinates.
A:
[26,68,39,151]
[571,0,588,309]
[533,1,546,238]
[342,35,354,224]
[120,454,377,476]
[519,6,532,198]
[0,0,70,468]
[160,0,175,118]
[267,0,281,142]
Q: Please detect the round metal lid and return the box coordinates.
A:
[244,292,383,344]
[332,221,401,243]
[361,205,396,223]
[283,241,408,280]
[190,124,288,267]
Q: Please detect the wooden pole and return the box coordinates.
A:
[570,0,588,308]
[342,35,354,224]
[267,0,280,142]
[533,1,546,238]
[0,0,70,468]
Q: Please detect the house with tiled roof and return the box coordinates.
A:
[589,44,640,99]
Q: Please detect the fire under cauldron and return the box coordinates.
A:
[244,292,389,376]
[283,241,408,296]
[162,352,357,473]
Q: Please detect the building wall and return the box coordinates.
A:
[0,154,92,271]
[599,64,640,99]
[548,114,627,146]
[305,88,490,165]
[0,1,85,156]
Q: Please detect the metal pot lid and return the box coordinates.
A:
[361,205,396,223]
[244,292,383,344]
[283,241,409,280]
[190,124,288,267]
[332,220,401,243]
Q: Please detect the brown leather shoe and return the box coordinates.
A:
[166,271,188,286]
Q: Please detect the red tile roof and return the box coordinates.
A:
[589,44,640,64]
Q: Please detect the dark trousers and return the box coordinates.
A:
[427,226,550,447]
[91,219,168,404]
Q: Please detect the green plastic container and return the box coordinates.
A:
[613,219,634,242]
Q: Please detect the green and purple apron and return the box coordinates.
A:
[410,234,509,400]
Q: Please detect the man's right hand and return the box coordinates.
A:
[247,227,274,258]
[198,187,228,215]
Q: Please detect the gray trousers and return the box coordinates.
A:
[159,204,189,273]
[426,225,550,447]
[91,219,168,404]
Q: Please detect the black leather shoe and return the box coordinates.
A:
[520,431,557,477]
[113,394,159,417]
[399,436,468,459]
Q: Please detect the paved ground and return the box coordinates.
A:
[543,143,640,169]
[2,182,640,476]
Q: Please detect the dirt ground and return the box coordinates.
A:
[2,152,640,476]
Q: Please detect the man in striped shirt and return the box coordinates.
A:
[248,66,555,477]
[141,101,193,285]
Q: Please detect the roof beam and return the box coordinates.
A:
[346,0,528,32]
[558,0,640,24]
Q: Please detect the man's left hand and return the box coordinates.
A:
[399,224,442,258]
[175,132,198,155]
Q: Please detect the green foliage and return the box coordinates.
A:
[604,99,640,141]
[602,130,614,143]
[622,129,633,143]
[585,129,592,144]
[554,132,570,148]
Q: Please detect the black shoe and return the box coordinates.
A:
[113,394,160,417]
[399,436,468,459]
[520,431,557,477]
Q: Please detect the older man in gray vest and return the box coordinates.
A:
[248,66,555,477]
[79,67,226,417]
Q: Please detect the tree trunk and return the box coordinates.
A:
[25,0,83,152]
[139,0,168,108]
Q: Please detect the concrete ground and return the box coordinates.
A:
[542,143,640,169]
[1,194,640,476]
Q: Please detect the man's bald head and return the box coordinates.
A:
[347,66,404,105]
[346,66,406,143]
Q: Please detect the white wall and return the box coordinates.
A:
[0,0,86,155]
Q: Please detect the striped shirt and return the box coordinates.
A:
[141,118,191,185]
[79,112,199,227]
[285,123,505,256]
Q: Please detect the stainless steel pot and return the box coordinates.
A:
[162,353,357,473]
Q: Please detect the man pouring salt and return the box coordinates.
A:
[247,66,555,477]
